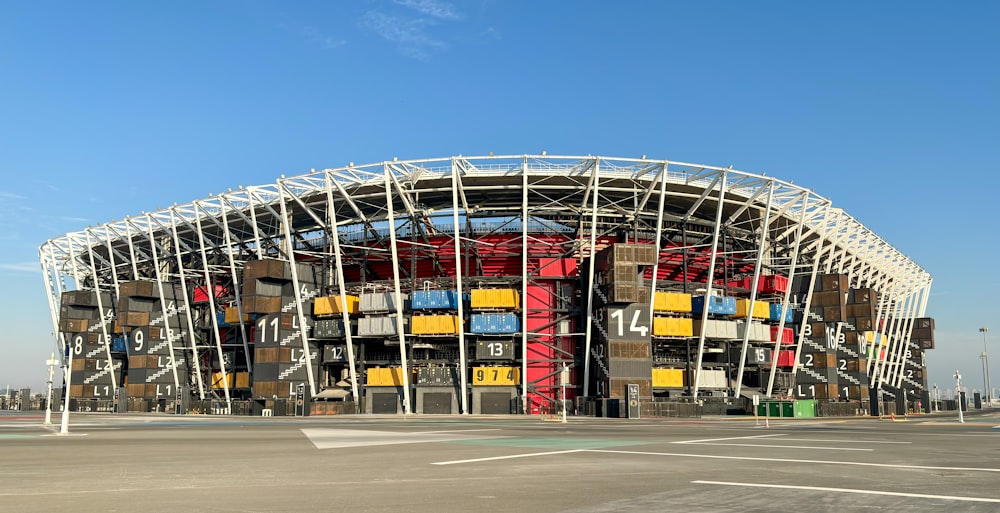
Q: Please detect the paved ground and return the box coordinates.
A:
[1,409,999,513]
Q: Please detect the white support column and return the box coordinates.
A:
[123,221,141,280]
[246,189,265,259]
[59,234,86,434]
[192,205,233,411]
[648,163,668,328]
[168,209,206,399]
[692,171,728,400]
[41,244,71,432]
[735,181,775,397]
[277,183,318,399]
[767,193,809,396]
[141,218,184,405]
[520,157,530,411]
[452,161,470,414]
[83,230,118,391]
[892,288,922,389]
[582,159,600,398]
[783,203,832,397]
[218,197,252,390]
[384,167,411,414]
[324,172,360,407]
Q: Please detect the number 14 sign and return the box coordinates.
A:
[602,305,652,343]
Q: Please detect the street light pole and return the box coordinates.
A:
[980,327,991,406]
[955,370,964,423]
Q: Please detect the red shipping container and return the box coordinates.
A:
[760,275,788,294]
[537,257,579,278]
[771,325,794,345]
[194,284,229,303]
[776,349,796,367]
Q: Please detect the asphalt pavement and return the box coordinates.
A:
[1,409,998,513]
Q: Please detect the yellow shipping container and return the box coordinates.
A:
[211,372,235,389]
[653,317,694,337]
[411,314,461,335]
[472,367,520,386]
[470,289,520,310]
[235,372,250,388]
[313,295,360,316]
[224,306,253,324]
[736,299,770,319]
[651,368,685,388]
[653,292,692,313]
[366,367,414,386]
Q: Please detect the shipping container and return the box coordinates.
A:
[694,368,728,388]
[769,303,794,323]
[820,274,849,292]
[693,319,738,339]
[242,295,282,315]
[595,243,657,270]
[359,292,407,313]
[736,299,770,319]
[651,368,685,388]
[691,295,737,316]
[470,313,520,334]
[223,307,253,325]
[358,315,407,337]
[119,280,157,298]
[652,291,692,313]
[652,317,694,337]
[760,275,789,295]
[735,321,770,342]
[313,295,360,316]
[242,278,288,297]
[193,284,229,303]
[470,289,520,310]
[471,367,520,386]
[366,367,413,387]
[771,325,794,345]
[775,349,796,367]
[243,259,288,281]
[411,314,461,335]
[411,290,460,310]
[313,318,348,339]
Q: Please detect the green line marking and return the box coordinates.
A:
[449,437,650,449]
[0,434,37,440]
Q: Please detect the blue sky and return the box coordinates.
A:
[1,1,997,396]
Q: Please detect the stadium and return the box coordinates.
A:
[38,154,935,418]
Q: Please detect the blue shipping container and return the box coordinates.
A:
[111,336,128,353]
[769,303,794,323]
[411,290,460,310]
[216,311,230,327]
[691,295,737,316]
[470,313,520,334]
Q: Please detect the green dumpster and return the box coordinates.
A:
[792,399,817,418]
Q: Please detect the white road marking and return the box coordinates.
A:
[418,428,502,434]
[673,434,784,444]
[432,449,585,466]
[587,449,1000,473]
[692,480,1000,503]
[301,428,505,450]
[776,438,911,444]
[682,442,872,451]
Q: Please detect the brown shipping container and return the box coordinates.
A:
[853,317,874,331]
[846,303,876,319]
[119,280,156,298]
[608,341,652,359]
[811,291,846,308]
[60,318,89,333]
[823,306,846,322]
[820,274,849,292]
[255,347,279,363]
[244,259,288,281]
[849,288,875,305]
[806,352,836,369]
[814,383,839,399]
[126,383,147,398]
[608,378,652,399]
